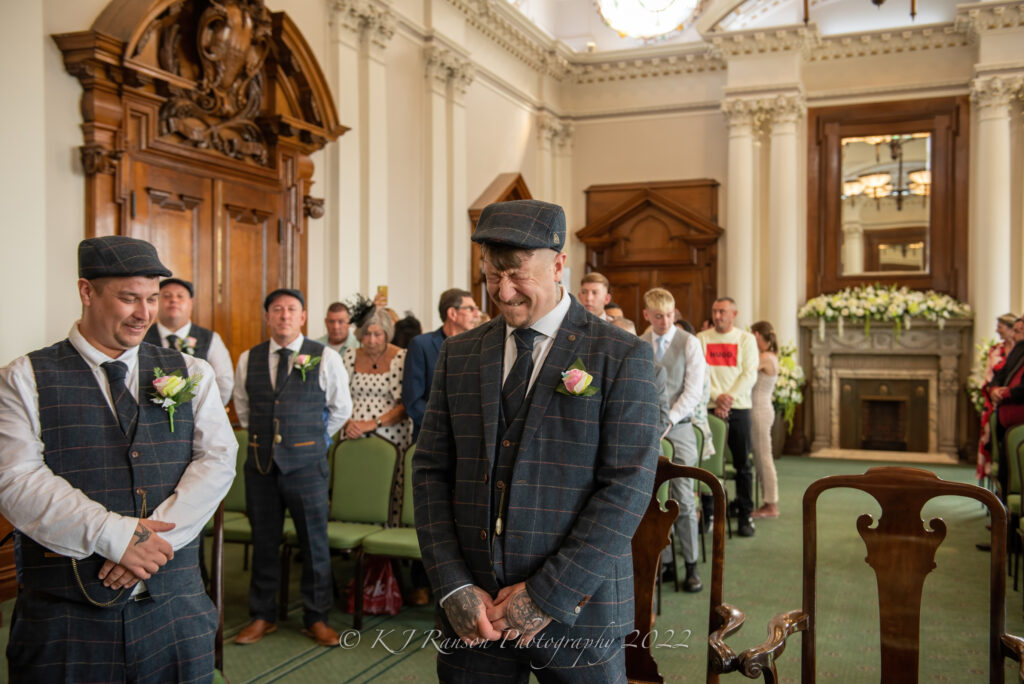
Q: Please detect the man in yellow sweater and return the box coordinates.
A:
[697,297,759,537]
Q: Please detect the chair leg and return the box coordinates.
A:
[243,542,250,571]
[278,544,291,622]
[354,549,366,631]
[655,568,661,616]
[671,535,681,593]
[698,508,707,563]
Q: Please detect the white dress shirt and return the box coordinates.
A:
[0,323,238,564]
[652,326,707,426]
[233,334,352,438]
[501,286,572,392]
[155,321,234,406]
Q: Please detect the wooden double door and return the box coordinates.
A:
[128,160,298,364]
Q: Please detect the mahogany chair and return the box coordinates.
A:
[209,501,228,682]
[628,456,746,684]
[734,466,1024,684]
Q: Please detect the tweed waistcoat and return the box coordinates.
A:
[489,385,532,587]
[245,338,328,475]
[19,340,196,608]
[144,322,214,360]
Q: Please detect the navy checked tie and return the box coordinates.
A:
[101,361,138,441]
[166,334,180,350]
[501,328,539,422]
[275,348,292,393]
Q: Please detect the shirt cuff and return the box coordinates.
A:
[439,583,473,606]
[95,515,140,564]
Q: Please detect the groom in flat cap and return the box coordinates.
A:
[0,235,237,682]
[413,199,660,681]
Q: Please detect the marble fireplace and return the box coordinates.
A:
[801,318,972,461]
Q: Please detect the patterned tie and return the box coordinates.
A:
[166,334,180,351]
[101,361,138,441]
[275,348,292,393]
[501,328,539,422]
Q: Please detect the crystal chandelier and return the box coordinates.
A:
[596,0,701,41]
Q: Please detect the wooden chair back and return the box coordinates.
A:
[628,456,745,683]
[737,466,1024,684]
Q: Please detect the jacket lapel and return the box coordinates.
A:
[518,298,587,454]
[479,319,505,463]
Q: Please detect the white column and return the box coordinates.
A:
[363,15,395,293]
[722,98,757,319]
[327,6,363,301]
[423,45,475,316]
[971,74,1020,349]
[842,220,865,276]
[765,94,804,347]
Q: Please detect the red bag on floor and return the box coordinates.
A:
[346,556,402,615]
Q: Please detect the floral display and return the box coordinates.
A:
[772,343,806,434]
[798,284,971,340]
[151,367,202,432]
[967,339,1000,415]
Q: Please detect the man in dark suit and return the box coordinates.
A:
[403,288,480,440]
[413,199,660,681]
[144,277,234,405]
[232,288,351,647]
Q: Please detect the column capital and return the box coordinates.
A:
[537,112,574,153]
[762,92,806,127]
[424,45,476,96]
[721,97,759,129]
[970,73,1024,111]
[331,0,395,49]
[722,92,805,131]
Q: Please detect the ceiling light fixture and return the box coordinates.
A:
[596,0,701,41]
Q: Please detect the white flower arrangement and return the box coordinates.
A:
[798,284,971,340]
[772,343,806,434]
[966,338,1000,415]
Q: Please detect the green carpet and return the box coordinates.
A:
[2,456,1023,682]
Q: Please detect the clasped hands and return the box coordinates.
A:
[714,393,734,419]
[344,418,378,440]
[443,582,551,646]
[98,519,176,591]
[991,386,1010,405]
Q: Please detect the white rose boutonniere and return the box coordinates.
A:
[293,353,321,382]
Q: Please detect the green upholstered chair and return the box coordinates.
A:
[701,415,731,538]
[357,443,422,625]
[279,435,398,628]
[1004,423,1024,593]
[204,429,252,568]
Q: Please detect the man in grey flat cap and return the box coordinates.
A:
[232,288,351,647]
[144,277,235,405]
[413,199,660,681]
[0,235,237,683]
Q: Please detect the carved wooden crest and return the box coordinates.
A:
[153,0,273,163]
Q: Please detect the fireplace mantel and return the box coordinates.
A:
[800,318,972,460]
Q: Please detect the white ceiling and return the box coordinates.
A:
[507,0,965,53]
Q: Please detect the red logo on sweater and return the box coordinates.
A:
[706,343,738,367]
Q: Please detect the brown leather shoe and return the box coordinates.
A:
[235,619,277,644]
[407,587,431,606]
[302,621,340,647]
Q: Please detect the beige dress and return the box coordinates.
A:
[751,352,780,505]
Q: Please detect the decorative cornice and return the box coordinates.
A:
[424,44,476,94]
[810,24,968,62]
[537,112,574,152]
[444,0,574,80]
[955,1,1024,43]
[570,50,724,84]
[708,25,820,59]
[331,0,396,49]
[970,73,1024,110]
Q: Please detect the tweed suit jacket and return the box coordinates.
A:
[641,328,701,446]
[413,296,660,638]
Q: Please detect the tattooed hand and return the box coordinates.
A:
[116,519,176,580]
[487,582,552,646]
[442,585,502,644]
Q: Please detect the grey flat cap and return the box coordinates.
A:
[78,236,172,279]
[159,278,194,298]
[471,200,566,253]
[264,288,306,311]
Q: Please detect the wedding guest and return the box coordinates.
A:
[749,321,781,519]
[978,313,1018,480]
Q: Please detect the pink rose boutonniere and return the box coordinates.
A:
[177,336,198,356]
[293,353,321,381]
[150,367,202,432]
[556,358,599,397]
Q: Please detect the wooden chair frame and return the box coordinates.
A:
[628,456,746,683]
[735,466,1024,684]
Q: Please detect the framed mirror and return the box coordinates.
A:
[808,97,968,299]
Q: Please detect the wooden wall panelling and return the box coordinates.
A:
[576,181,722,326]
